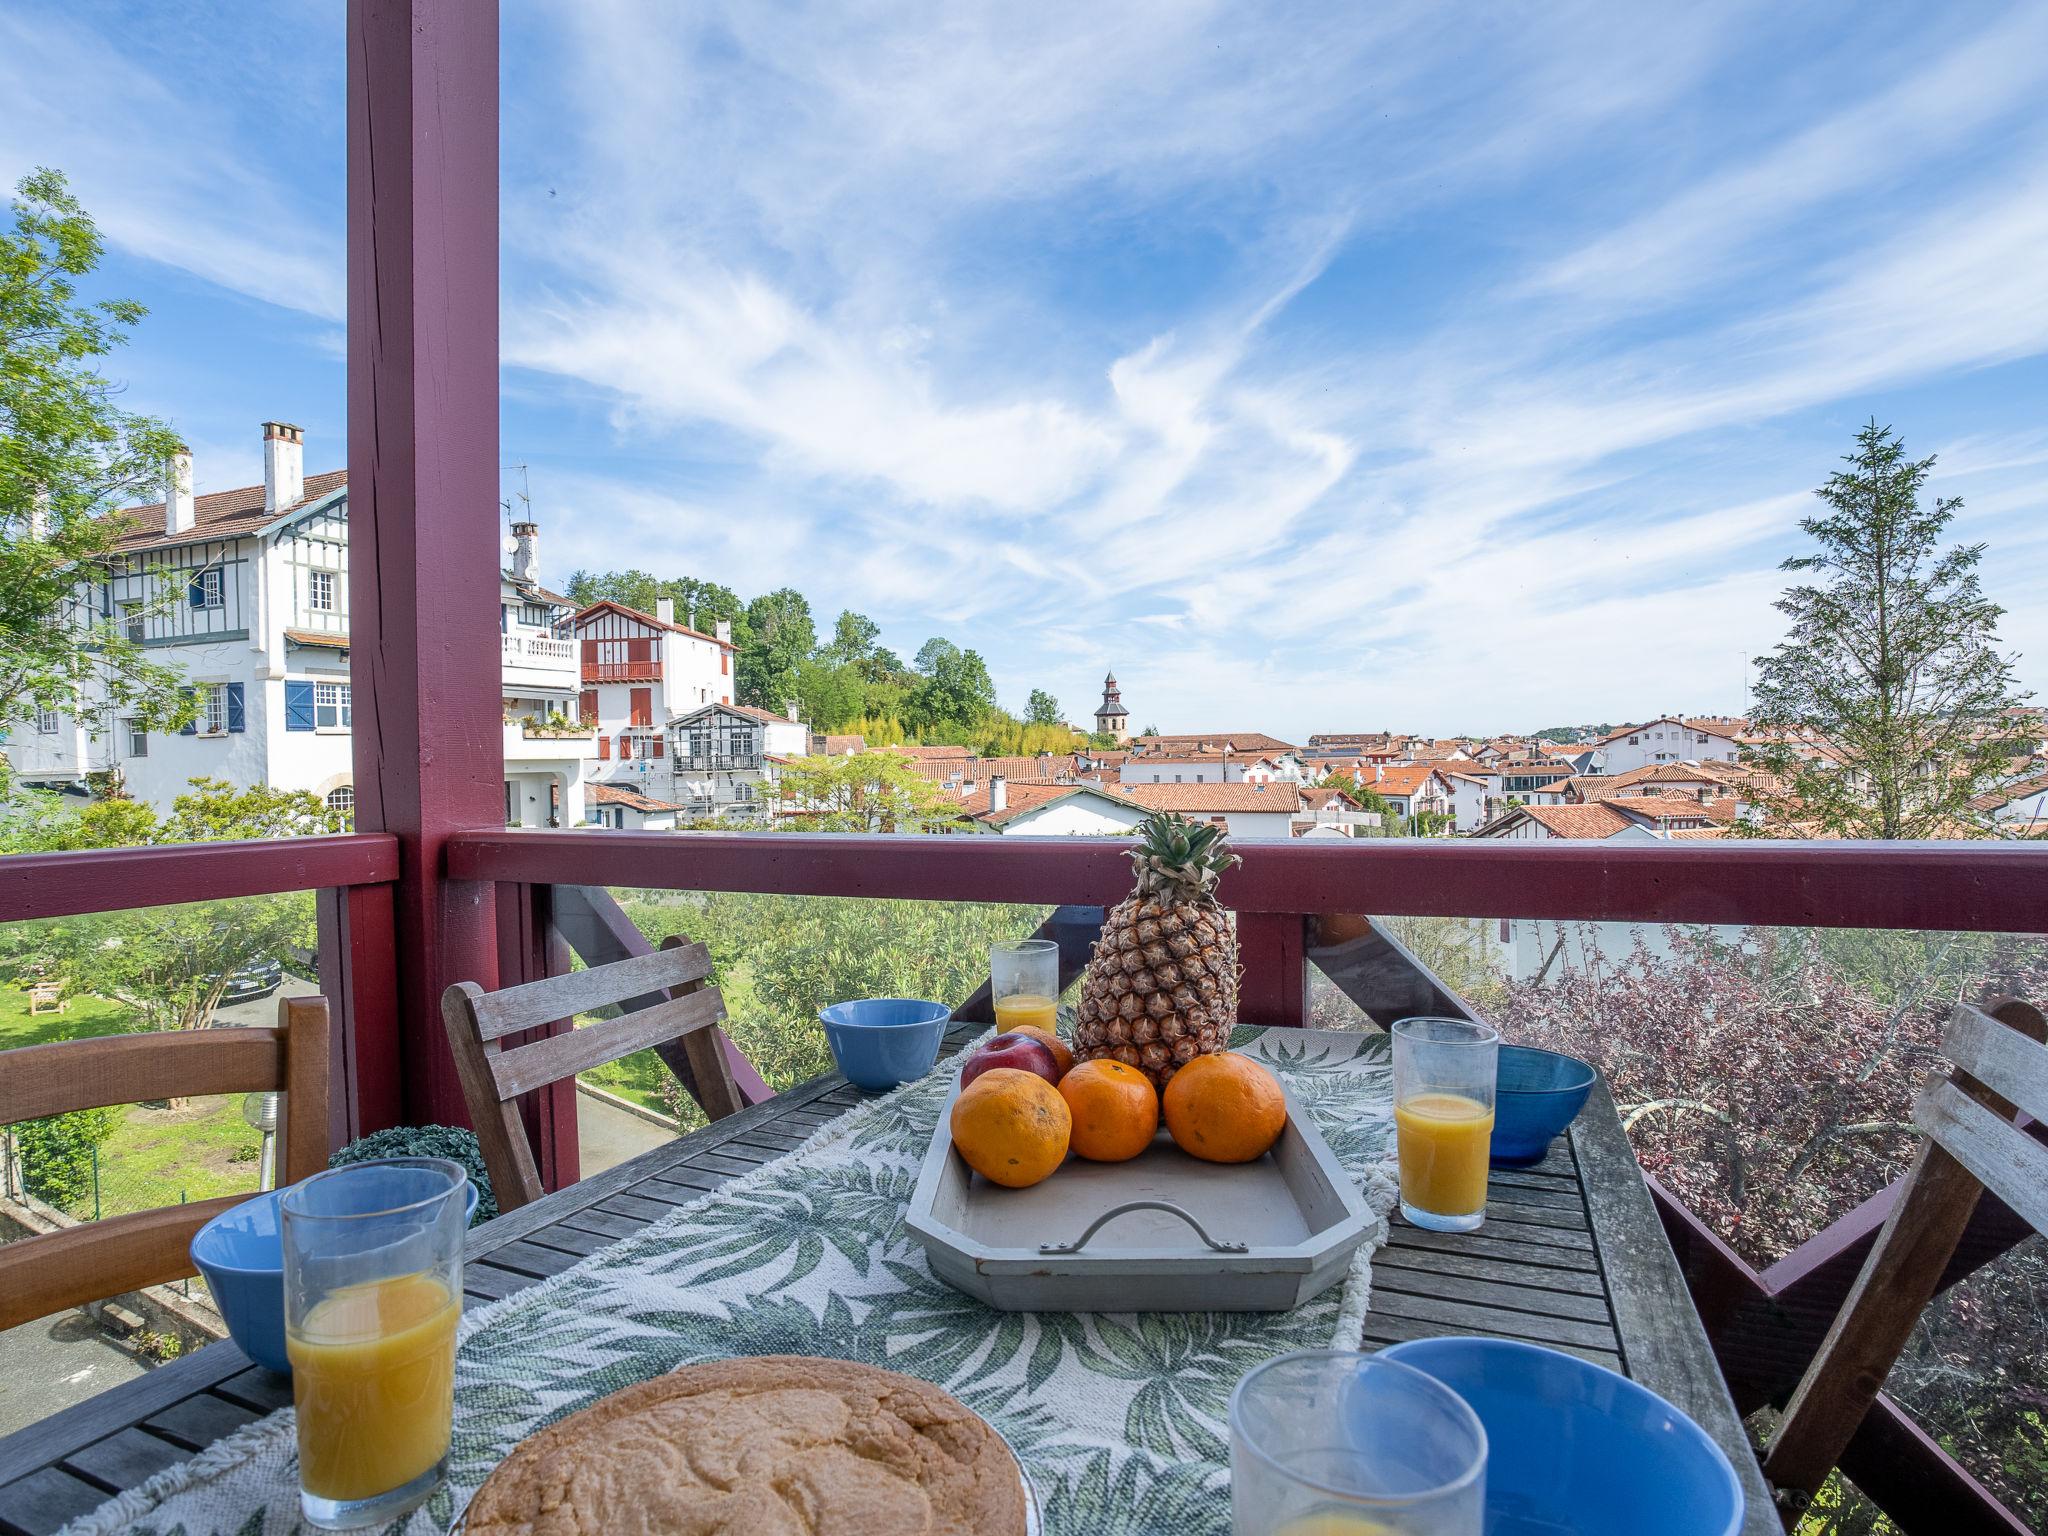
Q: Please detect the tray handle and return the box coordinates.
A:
[1037,1199,1248,1255]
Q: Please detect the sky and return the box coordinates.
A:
[5,1,2047,740]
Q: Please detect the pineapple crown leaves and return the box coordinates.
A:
[1127,809,1238,904]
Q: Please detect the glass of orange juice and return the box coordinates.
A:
[1229,1350,1486,1533]
[281,1157,467,1529]
[990,938,1059,1035]
[1392,1017,1499,1233]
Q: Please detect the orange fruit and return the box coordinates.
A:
[1162,1052,1287,1164]
[1058,1059,1160,1162]
[1010,1024,1074,1079]
[950,1068,1071,1188]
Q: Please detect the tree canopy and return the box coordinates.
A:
[1743,422,2030,838]
[0,169,193,782]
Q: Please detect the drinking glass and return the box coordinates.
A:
[281,1157,467,1530]
[1392,1017,1500,1233]
[990,938,1059,1036]
[1230,1350,1486,1534]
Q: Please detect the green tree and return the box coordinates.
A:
[905,638,997,739]
[0,169,192,784]
[793,655,866,733]
[12,1106,120,1210]
[772,751,959,832]
[1025,688,1062,726]
[739,587,816,710]
[1744,423,2031,839]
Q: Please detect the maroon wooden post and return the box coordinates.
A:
[347,0,505,1128]
[316,882,404,1148]
[493,883,581,1190]
[1237,912,1308,1027]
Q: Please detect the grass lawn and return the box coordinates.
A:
[88,1096,264,1219]
[0,984,137,1049]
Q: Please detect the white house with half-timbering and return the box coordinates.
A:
[4,424,593,828]
[570,599,736,816]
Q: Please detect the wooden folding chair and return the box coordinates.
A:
[440,935,744,1212]
[0,995,332,1331]
[1763,996,2048,1520]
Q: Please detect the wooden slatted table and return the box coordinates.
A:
[0,1026,1776,1534]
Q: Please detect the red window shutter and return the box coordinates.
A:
[628,637,653,669]
[618,733,633,761]
[721,652,729,675]
[650,735,664,758]
[629,687,653,727]
[579,689,598,724]
[597,734,610,761]
[581,638,598,663]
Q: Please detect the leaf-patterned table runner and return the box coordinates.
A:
[62,1028,1397,1536]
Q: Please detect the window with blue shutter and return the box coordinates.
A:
[285,680,315,732]
[227,682,246,733]
[179,686,199,734]
[189,576,206,607]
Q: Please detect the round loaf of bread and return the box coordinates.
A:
[463,1354,1028,1535]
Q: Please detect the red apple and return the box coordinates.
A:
[961,1033,1060,1091]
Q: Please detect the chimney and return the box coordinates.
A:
[656,597,675,625]
[27,489,49,541]
[785,699,800,723]
[165,448,195,535]
[510,521,539,585]
[262,421,305,512]
[715,619,732,645]
[990,775,1007,814]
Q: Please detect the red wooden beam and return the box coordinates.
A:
[0,834,397,923]
[445,830,2048,934]
[348,0,505,1127]
[1237,913,1307,1027]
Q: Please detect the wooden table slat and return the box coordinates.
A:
[1369,1288,1623,1353]
[519,1223,615,1258]
[141,1391,259,1451]
[462,1265,542,1302]
[1371,1264,1616,1327]
[0,1466,111,1536]
[1359,1310,1626,1371]
[483,1240,584,1280]
[59,1427,188,1492]
[1385,1222,1602,1273]
[553,1209,650,1242]
[211,1367,295,1415]
[1372,1242,1608,1298]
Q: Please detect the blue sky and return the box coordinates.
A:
[6,2,2047,738]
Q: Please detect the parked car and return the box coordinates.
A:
[219,957,284,1002]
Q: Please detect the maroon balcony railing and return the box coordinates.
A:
[580,661,661,683]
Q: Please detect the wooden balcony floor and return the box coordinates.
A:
[0,1024,1777,1534]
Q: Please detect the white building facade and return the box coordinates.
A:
[6,426,591,828]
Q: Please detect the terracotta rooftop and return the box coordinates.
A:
[1511,803,1637,839]
[958,781,1143,827]
[1368,763,1448,798]
[589,783,682,813]
[109,469,349,552]
[284,629,349,650]
[1122,782,1305,814]
[1129,732,1298,756]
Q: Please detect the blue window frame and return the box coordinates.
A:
[226,682,245,733]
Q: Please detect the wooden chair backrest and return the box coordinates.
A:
[1763,997,2047,1516]
[440,935,742,1212]
[0,995,332,1333]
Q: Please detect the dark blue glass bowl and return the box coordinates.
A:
[1491,1044,1596,1167]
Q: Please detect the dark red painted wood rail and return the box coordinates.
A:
[0,834,398,924]
[446,829,2048,934]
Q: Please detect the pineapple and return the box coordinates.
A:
[1073,810,1241,1088]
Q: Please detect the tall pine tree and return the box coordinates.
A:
[1743,422,2029,839]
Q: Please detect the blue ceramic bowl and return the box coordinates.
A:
[190,1179,479,1374]
[818,998,951,1091]
[1491,1044,1596,1166]
[1381,1337,1743,1536]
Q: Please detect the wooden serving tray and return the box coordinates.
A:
[905,1074,1372,1312]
